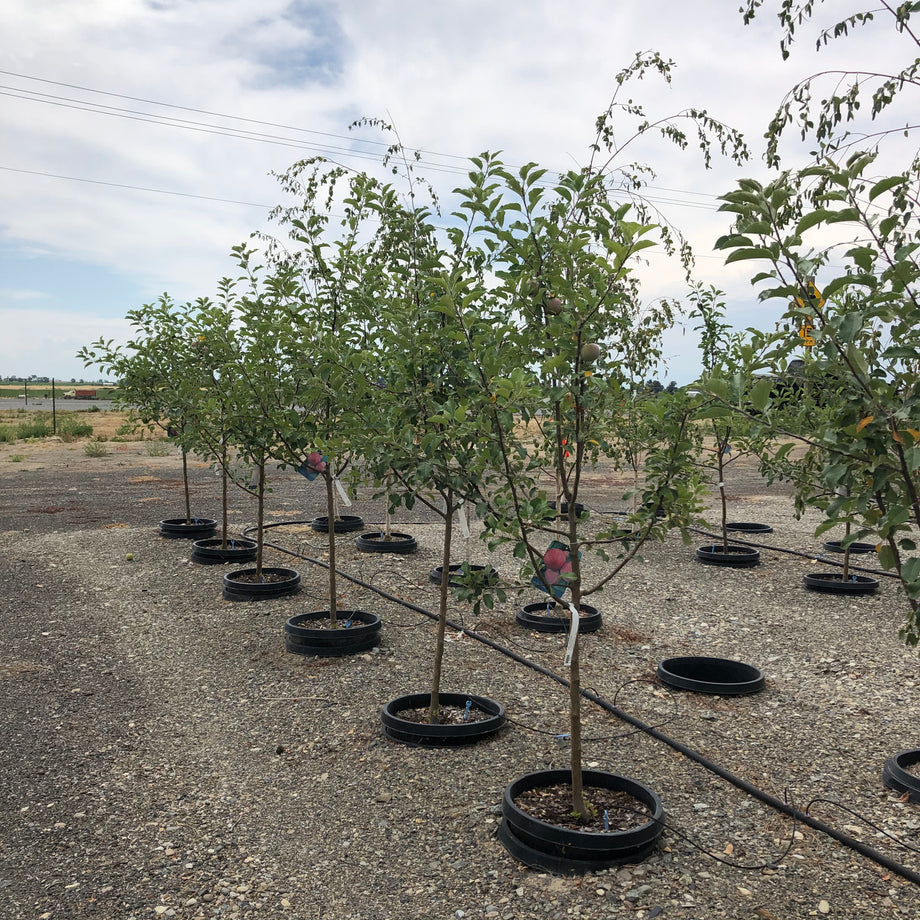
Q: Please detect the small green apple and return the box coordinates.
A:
[581,342,601,362]
[545,297,563,315]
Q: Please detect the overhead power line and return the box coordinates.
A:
[0,165,271,208]
[1,69,727,211]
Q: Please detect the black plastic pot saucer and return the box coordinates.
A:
[428,564,498,588]
[516,602,602,634]
[725,522,773,534]
[657,656,765,695]
[310,515,364,534]
[802,572,879,595]
[284,610,381,657]
[354,531,417,554]
[498,769,665,874]
[695,544,761,567]
[191,537,258,565]
[159,517,218,539]
[882,749,920,803]
[222,566,301,601]
[381,692,505,746]
[822,539,876,555]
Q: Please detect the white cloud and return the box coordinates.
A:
[0,0,913,380]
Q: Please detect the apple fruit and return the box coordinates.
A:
[545,297,563,315]
[581,342,601,362]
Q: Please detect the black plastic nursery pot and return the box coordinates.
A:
[695,544,761,567]
[803,572,879,595]
[310,515,365,534]
[547,500,587,519]
[725,522,773,535]
[516,602,602,634]
[657,656,765,695]
[222,566,301,601]
[354,531,417,554]
[381,692,505,746]
[191,537,258,565]
[428,564,499,588]
[159,517,218,540]
[882,749,920,803]
[498,769,665,874]
[284,610,381,657]
[822,539,877,555]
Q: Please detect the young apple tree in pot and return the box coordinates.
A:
[78,295,213,527]
[441,153,703,820]
[716,154,920,641]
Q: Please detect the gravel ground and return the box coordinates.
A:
[1,439,920,919]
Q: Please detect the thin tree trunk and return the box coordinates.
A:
[429,492,453,723]
[842,520,851,581]
[220,440,229,548]
[568,631,586,817]
[326,467,338,627]
[718,447,728,551]
[255,458,265,579]
[182,449,191,524]
[568,530,586,818]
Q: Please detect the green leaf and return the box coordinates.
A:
[724,247,778,265]
[868,175,908,201]
[750,376,773,412]
[795,210,831,234]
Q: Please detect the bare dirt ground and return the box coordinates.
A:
[1,420,919,920]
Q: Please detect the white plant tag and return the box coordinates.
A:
[334,476,352,507]
[563,602,580,667]
[457,500,471,538]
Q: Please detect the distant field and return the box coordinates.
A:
[0,384,120,399]
[0,406,136,443]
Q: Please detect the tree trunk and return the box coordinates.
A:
[220,441,229,548]
[325,467,338,627]
[255,458,265,579]
[428,492,453,723]
[182,449,191,525]
[568,525,587,818]
[718,447,728,551]
[842,520,851,581]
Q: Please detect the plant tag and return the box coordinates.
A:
[717,481,725,488]
[334,476,352,507]
[563,602,580,666]
[457,501,471,538]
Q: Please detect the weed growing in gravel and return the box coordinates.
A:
[145,439,170,457]
[58,418,93,442]
[16,419,50,439]
[9,454,24,462]
[84,439,108,457]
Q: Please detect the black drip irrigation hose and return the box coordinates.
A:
[245,520,920,887]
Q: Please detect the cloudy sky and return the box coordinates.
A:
[1,0,912,383]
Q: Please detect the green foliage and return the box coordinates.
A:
[145,439,170,457]
[740,1,920,166]
[717,151,920,642]
[15,418,51,439]
[58,417,93,442]
[83,439,108,458]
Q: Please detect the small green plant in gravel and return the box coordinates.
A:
[16,418,50,439]
[84,440,108,458]
[58,417,94,443]
[144,439,170,457]
[9,454,24,462]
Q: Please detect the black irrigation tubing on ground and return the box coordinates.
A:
[248,520,920,888]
